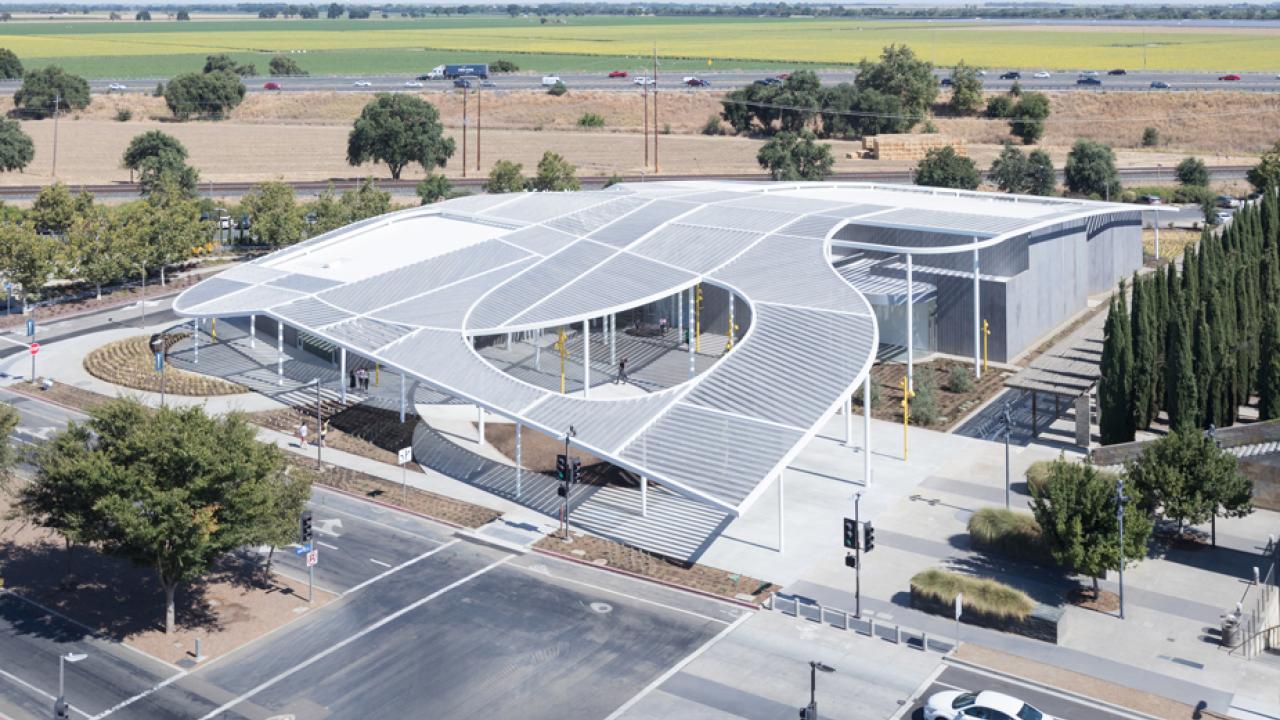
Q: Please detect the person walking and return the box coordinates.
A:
[297,420,308,448]
[348,369,356,389]
[617,357,628,385]
[356,367,367,391]
[320,419,329,448]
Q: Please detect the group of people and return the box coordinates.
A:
[348,367,371,390]
[296,415,330,448]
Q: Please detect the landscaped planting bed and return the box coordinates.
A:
[84,335,247,396]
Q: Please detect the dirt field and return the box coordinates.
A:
[4,90,1267,188]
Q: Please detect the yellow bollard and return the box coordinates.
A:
[211,318,217,341]
[555,327,568,394]
[899,375,916,461]
[375,363,380,386]
[694,285,703,353]
[982,319,990,373]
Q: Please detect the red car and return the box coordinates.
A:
[1219,74,1241,81]
[608,70,628,78]
[263,81,282,90]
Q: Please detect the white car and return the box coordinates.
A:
[976,70,987,76]
[541,75,562,87]
[1081,70,1099,77]
[403,80,424,88]
[633,76,654,85]
[107,82,127,91]
[353,80,372,87]
[923,689,1054,720]
[1033,71,1051,79]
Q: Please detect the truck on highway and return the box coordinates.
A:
[437,64,489,79]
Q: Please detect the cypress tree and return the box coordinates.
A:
[1165,282,1197,431]
[1260,303,1280,421]
[1130,273,1158,429]
[1183,243,1200,311]
[1236,266,1257,407]
[1193,303,1215,429]
[1153,267,1171,415]
[1100,288,1136,444]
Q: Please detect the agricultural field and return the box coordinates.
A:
[1,16,1279,78]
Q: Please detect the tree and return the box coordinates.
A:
[913,146,980,190]
[327,2,344,18]
[164,71,246,120]
[0,223,57,307]
[21,399,310,634]
[123,131,198,196]
[948,60,984,115]
[176,9,190,20]
[530,151,580,192]
[985,94,1013,119]
[546,80,567,96]
[1141,127,1159,147]
[202,54,255,77]
[0,118,34,173]
[303,179,391,235]
[269,55,308,76]
[242,181,304,247]
[1259,304,1280,420]
[989,143,1030,194]
[1127,427,1252,533]
[1098,290,1135,444]
[1064,139,1120,199]
[484,160,526,193]
[1175,156,1209,187]
[1029,457,1152,595]
[1130,274,1158,430]
[347,94,455,180]
[757,130,834,181]
[299,6,319,19]
[854,44,937,130]
[1008,92,1050,145]
[0,48,22,79]
[1026,149,1056,196]
[30,182,77,236]
[1247,140,1280,193]
[348,7,370,18]
[416,174,452,204]
[120,173,208,284]
[135,9,151,20]
[63,205,122,298]
[490,59,519,73]
[0,403,16,492]
[13,66,90,119]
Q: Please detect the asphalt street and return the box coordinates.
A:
[912,665,1141,720]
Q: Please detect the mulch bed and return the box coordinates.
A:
[250,405,424,473]
[536,532,778,604]
[84,334,247,396]
[861,358,1011,432]
[1068,586,1120,614]
[7,380,112,412]
[482,422,634,487]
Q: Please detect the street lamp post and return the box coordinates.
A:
[854,491,862,619]
[1117,477,1129,620]
[801,661,835,720]
[56,652,87,719]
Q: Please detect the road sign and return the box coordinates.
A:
[154,351,164,372]
[955,593,963,620]
[29,342,39,355]
[398,446,412,465]
[306,549,319,567]
[294,543,312,555]
[26,319,34,337]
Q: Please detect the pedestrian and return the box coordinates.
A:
[320,419,329,448]
[617,357,628,385]
[349,369,356,389]
[356,367,367,391]
[297,420,308,448]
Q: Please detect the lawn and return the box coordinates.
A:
[2,16,1278,78]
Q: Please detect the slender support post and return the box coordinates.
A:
[477,406,485,444]
[399,372,406,423]
[640,476,648,517]
[777,470,785,553]
[677,291,683,338]
[727,293,735,350]
[250,314,256,349]
[340,348,347,403]
[583,319,591,398]
[516,423,523,498]
[687,286,695,378]
[906,253,914,391]
[864,374,872,487]
[277,322,283,385]
[609,314,616,365]
[972,242,982,379]
[192,318,199,364]
[1153,212,1161,261]
[535,328,542,370]
[844,393,853,447]
[506,332,511,351]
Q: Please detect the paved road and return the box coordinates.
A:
[0,295,178,367]
[911,665,1142,720]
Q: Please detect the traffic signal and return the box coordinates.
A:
[842,517,857,549]
[570,457,582,483]
[556,454,568,482]
[55,698,70,720]
[844,552,857,569]
[300,511,313,543]
[863,521,875,552]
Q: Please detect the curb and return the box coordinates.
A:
[943,655,1169,720]
[308,482,469,532]
[453,528,531,555]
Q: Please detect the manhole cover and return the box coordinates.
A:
[589,602,613,614]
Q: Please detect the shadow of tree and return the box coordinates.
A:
[943,553,1077,608]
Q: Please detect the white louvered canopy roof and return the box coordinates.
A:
[174,181,1126,515]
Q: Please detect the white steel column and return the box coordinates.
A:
[609,314,616,365]
[583,319,591,397]
[728,293,735,344]
[516,423,523,498]
[845,394,853,446]
[276,321,283,385]
[399,372,406,423]
[972,241,982,379]
[535,328,542,370]
[340,348,347,403]
[864,373,872,487]
[677,291,683,337]
[777,471,785,553]
[687,286,695,378]
[477,406,485,444]
[505,332,511,351]
[249,314,256,349]
[193,318,199,364]
[640,476,648,517]
[906,252,914,392]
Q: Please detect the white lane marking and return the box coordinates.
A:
[0,667,91,718]
[602,612,750,720]
[307,492,445,544]
[0,591,180,672]
[888,663,947,720]
[195,555,511,720]
[90,670,188,719]
[368,558,392,568]
[342,540,460,597]
[509,560,735,625]
[317,541,339,550]
[933,680,967,692]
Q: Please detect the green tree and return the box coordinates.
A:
[303,179,391,235]
[989,143,1030,194]
[123,131,199,196]
[1099,290,1136,444]
[164,71,246,120]
[268,55,308,76]
[757,130,834,181]
[0,117,34,173]
[63,205,122,298]
[1026,149,1056,196]
[202,53,256,77]
[0,48,22,79]
[490,59,519,73]
[327,3,344,18]
[135,9,151,20]
[913,145,980,190]
[1064,139,1121,199]
[546,80,567,96]
[947,60,984,115]
[1008,92,1051,145]
[854,44,937,130]
[0,223,57,308]
[1259,303,1280,420]
[1127,427,1252,533]
[1141,127,1159,147]
[242,180,303,247]
[484,160,525,193]
[347,94,455,180]
[124,173,209,284]
[176,10,190,20]
[985,94,1014,119]
[1029,457,1152,595]
[30,181,76,236]
[1247,140,1280,193]
[1130,274,1158,430]
[21,399,310,633]
[13,66,90,119]
[1175,156,1209,187]
[530,151,581,192]
[0,403,17,492]
[415,174,452,204]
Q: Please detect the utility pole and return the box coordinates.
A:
[476,79,482,173]
[799,661,834,720]
[854,492,862,618]
[652,44,659,173]
[314,377,323,464]
[461,87,468,178]
[642,72,649,168]
[51,91,60,178]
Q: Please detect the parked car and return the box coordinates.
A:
[403,80,424,88]
[1140,195,1163,205]
[263,81,281,90]
[685,77,710,87]
[1033,71,1051,79]
[1217,195,1241,208]
[999,71,1021,80]
[1150,80,1171,89]
[633,76,655,85]
[107,82,127,91]
[1077,76,1102,85]
[541,75,562,87]
[923,689,1056,720]
[352,80,372,87]
[453,78,472,88]
[1108,68,1127,75]
[1213,210,1233,225]
[754,77,782,86]
[1219,74,1242,81]
[608,70,628,78]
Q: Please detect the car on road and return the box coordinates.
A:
[976,70,988,76]
[923,689,1055,720]
[1217,194,1241,208]
[1077,76,1102,85]
[263,81,281,90]
[999,71,1021,80]
[1213,210,1233,225]
[107,82,127,91]
[352,80,372,87]
[685,77,710,87]
[1081,70,1100,77]
[453,78,472,88]
[415,73,433,81]
[1219,74,1242,81]
[1033,71,1051,79]
[1108,68,1127,75]
[633,76,655,85]
[608,70,628,78]
[541,75,562,87]
[1150,80,1171,89]
[939,77,953,87]
[754,77,781,86]
[481,79,496,87]
[1140,195,1163,204]
[404,80,424,88]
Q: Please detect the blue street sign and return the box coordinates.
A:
[26,319,34,337]
[294,544,312,555]
[154,352,164,372]
[3,282,11,291]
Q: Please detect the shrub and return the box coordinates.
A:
[153,81,165,97]
[114,108,132,122]
[910,371,940,426]
[968,508,1046,562]
[1026,459,1119,496]
[921,119,938,134]
[702,114,723,136]
[490,59,519,73]
[662,123,671,135]
[910,568,1035,621]
[946,363,973,393]
[547,80,567,96]
[985,94,1014,119]
[577,112,605,128]
[1141,127,1159,147]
